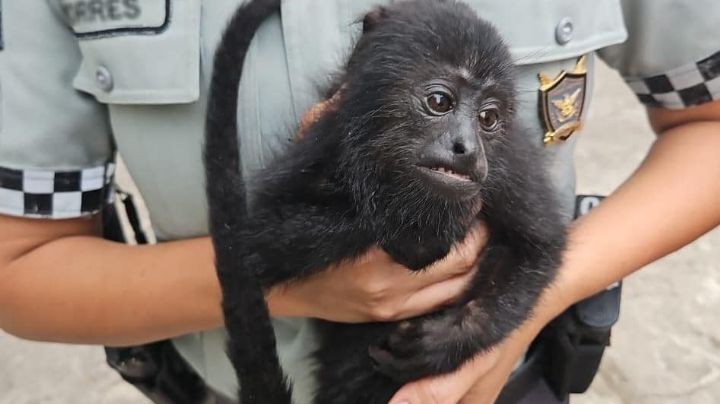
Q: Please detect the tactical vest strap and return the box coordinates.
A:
[103,194,209,404]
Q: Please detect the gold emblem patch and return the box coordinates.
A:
[538,56,588,145]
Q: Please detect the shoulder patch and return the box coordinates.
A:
[59,0,170,39]
[538,56,588,145]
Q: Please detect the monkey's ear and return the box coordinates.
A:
[362,6,388,33]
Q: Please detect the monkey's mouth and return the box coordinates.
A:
[423,166,472,182]
[414,164,480,192]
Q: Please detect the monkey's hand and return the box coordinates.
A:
[369,302,497,382]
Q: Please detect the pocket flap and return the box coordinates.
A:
[69,0,200,104]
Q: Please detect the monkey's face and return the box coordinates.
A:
[408,76,510,198]
[338,0,516,206]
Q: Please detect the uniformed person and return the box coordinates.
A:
[1,1,719,403]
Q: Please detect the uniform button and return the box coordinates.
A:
[95,66,114,92]
[555,17,574,45]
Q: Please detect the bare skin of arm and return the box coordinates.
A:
[555,104,720,312]
[0,213,486,347]
[391,102,720,404]
[0,215,220,346]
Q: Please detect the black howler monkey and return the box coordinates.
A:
[204,0,566,403]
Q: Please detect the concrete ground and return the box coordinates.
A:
[1,61,718,404]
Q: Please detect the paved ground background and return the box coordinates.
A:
[1,61,718,403]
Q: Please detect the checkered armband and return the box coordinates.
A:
[0,163,115,219]
[627,50,720,109]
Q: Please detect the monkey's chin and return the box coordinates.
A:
[414,166,482,197]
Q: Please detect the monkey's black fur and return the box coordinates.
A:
[204,1,567,403]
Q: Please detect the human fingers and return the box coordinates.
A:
[390,270,477,320]
[298,100,332,133]
[356,224,486,305]
[410,223,489,285]
[348,229,486,321]
[448,222,489,266]
[458,327,542,404]
[297,89,344,139]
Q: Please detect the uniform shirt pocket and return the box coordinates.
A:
[65,0,201,104]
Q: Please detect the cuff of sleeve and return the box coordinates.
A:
[0,162,115,219]
[626,50,720,109]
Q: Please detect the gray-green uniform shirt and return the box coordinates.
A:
[2,1,719,402]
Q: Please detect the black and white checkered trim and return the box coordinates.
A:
[0,163,115,219]
[627,50,720,109]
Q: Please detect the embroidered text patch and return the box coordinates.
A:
[59,0,170,39]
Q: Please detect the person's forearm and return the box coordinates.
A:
[0,235,227,346]
[538,121,720,322]
[0,215,480,346]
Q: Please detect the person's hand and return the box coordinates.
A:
[271,224,488,323]
[296,88,343,141]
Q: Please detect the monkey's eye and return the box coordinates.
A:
[425,92,454,115]
[479,109,500,131]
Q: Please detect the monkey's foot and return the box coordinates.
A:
[369,312,483,382]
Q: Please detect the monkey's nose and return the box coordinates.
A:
[450,141,480,174]
[452,141,469,155]
[418,133,487,182]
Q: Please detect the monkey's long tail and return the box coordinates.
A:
[203,1,293,404]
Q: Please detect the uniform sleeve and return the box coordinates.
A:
[0,2,115,219]
[598,0,720,110]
